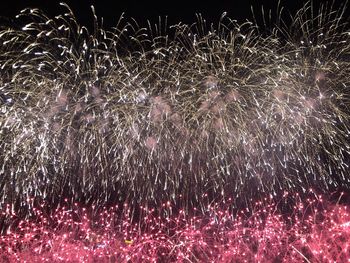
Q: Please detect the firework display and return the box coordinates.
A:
[1,194,350,262]
[0,1,349,212]
[0,0,350,261]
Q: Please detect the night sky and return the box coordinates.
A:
[1,0,347,29]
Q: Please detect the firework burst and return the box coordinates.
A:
[0,1,349,213]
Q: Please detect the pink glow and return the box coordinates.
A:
[1,195,349,262]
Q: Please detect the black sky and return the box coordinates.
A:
[1,0,347,29]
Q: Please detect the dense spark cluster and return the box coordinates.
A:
[0,1,349,211]
[1,195,350,262]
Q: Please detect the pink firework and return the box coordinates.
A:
[1,194,350,262]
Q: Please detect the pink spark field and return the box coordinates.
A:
[1,193,350,262]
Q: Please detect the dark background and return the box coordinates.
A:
[0,0,348,29]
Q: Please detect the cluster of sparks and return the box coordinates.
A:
[0,1,349,209]
[0,1,350,261]
[1,194,350,262]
